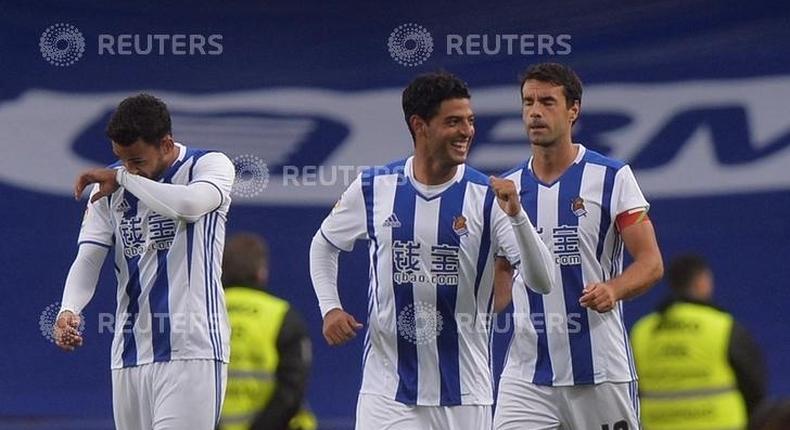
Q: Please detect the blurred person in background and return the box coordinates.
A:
[749,400,790,430]
[631,254,767,429]
[220,233,316,430]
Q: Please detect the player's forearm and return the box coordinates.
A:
[116,168,222,222]
[60,243,108,314]
[309,232,343,317]
[510,209,554,294]
[609,254,663,300]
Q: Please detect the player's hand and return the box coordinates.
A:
[489,176,521,216]
[74,168,120,203]
[322,308,363,346]
[54,310,84,352]
[579,283,619,313]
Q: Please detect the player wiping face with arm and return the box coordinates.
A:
[55,95,233,352]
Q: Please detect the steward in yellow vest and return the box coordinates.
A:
[631,255,765,430]
[219,233,317,430]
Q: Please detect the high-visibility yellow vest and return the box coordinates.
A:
[220,287,317,430]
[631,302,747,430]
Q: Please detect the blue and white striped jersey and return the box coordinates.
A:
[320,157,520,406]
[78,143,233,369]
[501,145,649,386]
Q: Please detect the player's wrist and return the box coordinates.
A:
[508,208,528,225]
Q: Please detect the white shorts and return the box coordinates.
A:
[112,359,228,430]
[356,393,492,430]
[493,377,640,430]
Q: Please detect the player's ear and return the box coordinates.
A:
[568,100,580,124]
[409,114,427,138]
[160,135,175,153]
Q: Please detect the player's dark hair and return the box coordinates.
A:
[402,71,471,141]
[519,63,583,109]
[106,93,172,146]
[222,233,270,289]
[667,254,709,293]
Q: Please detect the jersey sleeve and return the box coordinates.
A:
[77,184,115,248]
[612,165,649,216]
[188,152,235,208]
[491,201,520,266]
[319,174,368,252]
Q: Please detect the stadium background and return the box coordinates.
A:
[1,0,788,428]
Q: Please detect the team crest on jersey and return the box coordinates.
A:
[571,197,587,217]
[115,198,130,213]
[383,213,401,228]
[452,215,468,236]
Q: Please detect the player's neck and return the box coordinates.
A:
[531,139,578,184]
[411,155,458,186]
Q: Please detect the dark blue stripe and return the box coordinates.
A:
[204,213,219,360]
[595,166,616,276]
[121,191,141,368]
[520,168,554,385]
[557,163,595,384]
[619,303,638,381]
[78,240,112,249]
[391,177,418,405]
[150,247,172,362]
[186,149,217,182]
[472,190,494,304]
[435,181,466,406]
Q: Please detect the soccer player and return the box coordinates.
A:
[309,72,555,430]
[493,63,664,430]
[53,93,235,429]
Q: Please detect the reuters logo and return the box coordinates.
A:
[39,23,86,67]
[39,302,85,343]
[397,301,444,345]
[232,154,269,198]
[387,23,433,67]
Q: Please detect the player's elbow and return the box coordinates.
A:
[648,253,664,287]
[175,198,213,222]
[528,275,553,295]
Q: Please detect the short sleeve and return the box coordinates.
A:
[612,165,649,216]
[77,184,115,247]
[189,152,235,206]
[319,174,368,252]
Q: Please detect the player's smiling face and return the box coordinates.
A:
[112,137,176,180]
[421,98,475,166]
[521,80,579,147]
